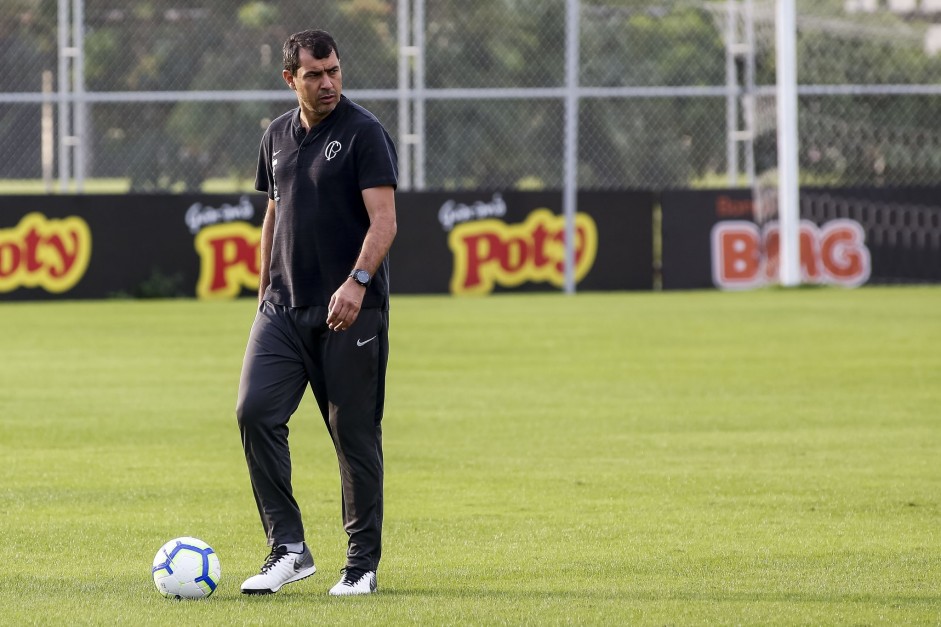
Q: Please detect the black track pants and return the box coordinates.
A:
[236,300,387,572]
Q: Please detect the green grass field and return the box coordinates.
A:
[1,288,939,625]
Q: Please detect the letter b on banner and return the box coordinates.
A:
[711,222,763,289]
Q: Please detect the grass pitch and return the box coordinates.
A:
[0,288,939,625]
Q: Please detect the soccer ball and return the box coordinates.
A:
[152,537,221,599]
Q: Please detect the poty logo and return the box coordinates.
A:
[0,213,92,294]
[711,219,871,289]
[194,222,261,298]
[325,141,342,161]
[448,209,598,295]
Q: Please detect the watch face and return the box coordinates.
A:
[353,270,370,285]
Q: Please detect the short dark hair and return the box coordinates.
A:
[283,30,340,76]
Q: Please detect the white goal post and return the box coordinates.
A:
[776,0,801,286]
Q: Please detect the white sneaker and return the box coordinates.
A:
[241,544,316,594]
[328,568,377,596]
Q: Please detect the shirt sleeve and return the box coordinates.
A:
[355,121,398,191]
[255,132,274,199]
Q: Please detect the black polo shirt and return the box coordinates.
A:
[255,95,398,309]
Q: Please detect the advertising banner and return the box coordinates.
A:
[393,191,654,295]
[0,190,655,300]
[661,188,941,290]
[0,194,248,301]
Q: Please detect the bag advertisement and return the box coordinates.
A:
[660,188,941,290]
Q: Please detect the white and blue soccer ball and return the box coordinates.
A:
[152,537,221,599]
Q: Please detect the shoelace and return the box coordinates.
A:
[339,566,368,585]
[260,546,289,574]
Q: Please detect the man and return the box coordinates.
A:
[236,29,397,597]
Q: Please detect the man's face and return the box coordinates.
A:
[285,48,342,123]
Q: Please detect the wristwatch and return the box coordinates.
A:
[349,269,371,286]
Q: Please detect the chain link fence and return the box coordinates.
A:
[1,0,940,193]
[751,0,941,191]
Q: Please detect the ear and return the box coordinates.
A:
[282,69,295,90]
